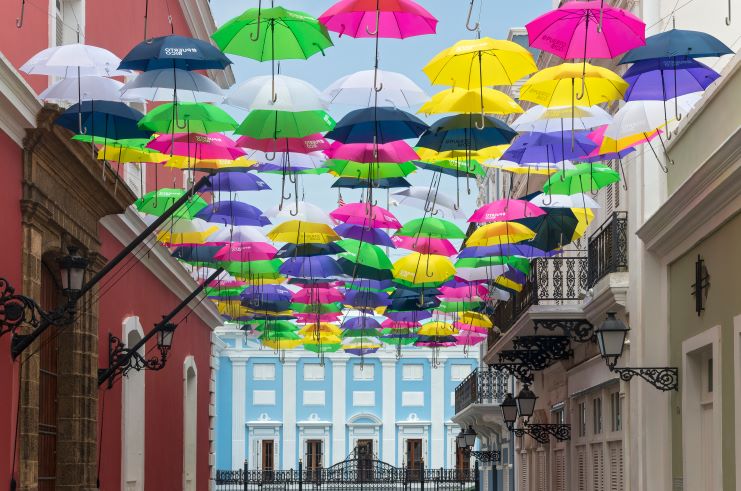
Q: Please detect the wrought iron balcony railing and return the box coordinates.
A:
[587,211,628,288]
[488,254,588,344]
[454,367,510,414]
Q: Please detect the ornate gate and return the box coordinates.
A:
[216,451,477,490]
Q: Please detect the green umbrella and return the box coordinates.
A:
[341,329,381,339]
[291,302,343,314]
[303,342,342,353]
[436,300,485,313]
[212,7,333,61]
[325,160,417,179]
[254,320,299,332]
[221,259,283,276]
[543,163,620,195]
[235,109,335,138]
[396,217,466,239]
[455,256,531,275]
[381,336,418,346]
[204,286,245,298]
[337,239,393,270]
[261,330,301,340]
[138,102,238,134]
[134,188,207,219]
[415,158,486,178]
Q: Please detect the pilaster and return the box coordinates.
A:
[282,360,297,468]
[381,359,396,464]
[231,358,247,469]
[430,359,445,468]
[331,358,347,464]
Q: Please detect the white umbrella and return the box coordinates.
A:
[20,43,131,77]
[512,105,613,132]
[529,193,600,209]
[392,187,466,219]
[204,226,270,244]
[265,201,334,226]
[604,93,701,140]
[492,160,577,171]
[454,266,508,282]
[225,75,325,112]
[323,70,428,108]
[39,76,142,103]
[244,150,325,168]
[120,68,224,102]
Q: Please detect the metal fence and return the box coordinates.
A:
[587,211,628,288]
[216,458,478,490]
[454,367,509,414]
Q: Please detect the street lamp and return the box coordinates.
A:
[464,425,477,447]
[157,322,176,351]
[57,247,88,295]
[500,393,518,428]
[594,312,679,391]
[515,385,537,420]
[499,389,570,444]
[456,428,466,449]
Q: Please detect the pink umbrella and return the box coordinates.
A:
[454,333,487,346]
[390,235,458,256]
[213,243,277,262]
[468,199,546,223]
[319,0,438,39]
[237,134,330,154]
[292,288,345,304]
[294,312,343,323]
[381,319,420,329]
[330,203,402,229]
[454,322,489,335]
[204,279,246,288]
[324,141,419,163]
[439,283,488,300]
[147,133,246,160]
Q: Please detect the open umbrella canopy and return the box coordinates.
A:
[56,101,150,139]
[268,221,341,244]
[118,34,233,71]
[520,63,628,107]
[334,224,395,247]
[319,0,438,39]
[337,239,393,270]
[325,141,419,163]
[331,203,401,229]
[205,173,271,193]
[225,75,326,112]
[21,43,130,77]
[325,106,428,144]
[40,76,138,103]
[419,88,523,115]
[622,57,720,101]
[417,114,518,151]
[392,253,456,286]
[619,28,734,64]
[195,201,271,227]
[543,163,620,194]
[238,134,330,153]
[120,68,224,102]
[391,236,457,256]
[469,199,546,223]
[465,222,537,247]
[235,109,335,139]
[323,70,428,107]
[138,102,238,133]
[134,188,207,219]
[324,160,417,179]
[395,217,466,239]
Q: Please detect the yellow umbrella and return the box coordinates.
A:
[97,145,167,163]
[423,38,537,88]
[419,88,523,115]
[267,221,340,244]
[298,323,342,337]
[458,311,493,329]
[519,63,628,107]
[165,156,257,171]
[262,339,303,350]
[482,161,556,175]
[416,145,509,162]
[302,334,342,345]
[418,321,457,336]
[466,222,536,247]
[598,128,663,155]
[572,208,595,240]
[393,253,456,286]
[215,300,252,320]
[494,276,523,292]
[157,225,219,246]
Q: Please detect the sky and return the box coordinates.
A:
[209,0,552,257]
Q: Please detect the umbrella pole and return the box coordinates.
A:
[576,13,589,102]
[660,70,672,141]
[643,132,668,172]
[655,130,675,166]
[673,57,683,122]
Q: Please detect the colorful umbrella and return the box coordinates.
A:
[331,203,401,229]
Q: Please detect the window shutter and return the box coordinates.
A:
[55,1,64,47]
[576,446,587,491]
[520,452,529,490]
[591,444,604,489]
[537,451,546,491]
[609,442,624,491]
[554,449,566,491]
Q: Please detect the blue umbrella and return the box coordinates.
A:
[623,57,720,101]
[619,29,734,64]
[171,245,222,264]
[501,131,597,170]
[55,100,151,140]
[325,106,428,144]
[195,201,271,227]
[332,177,411,189]
[275,243,344,258]
[205,173,271,193]
[334,224,395,247]
[119,34,233,71]
[342,317,383,330]
[344,290,391,309]
[458,244,555,259]
[416,114,518,152]
[280,255,344,279]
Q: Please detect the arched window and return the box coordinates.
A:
[183,357,198,490]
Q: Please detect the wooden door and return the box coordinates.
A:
[261,440,274,482]
[406,439,423,481]
[38,265,59,491]
[357,439,373,481]
[306,440,323,481]
[456,444,471,478]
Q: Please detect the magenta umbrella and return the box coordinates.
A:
[324,140,419,163]
[469,199,545,223]
[454,332,487,346]
[236,134,330,154]
[213,243,277,262]
[147,132,246,160]
[292,287,345,304]
[454,322,489,335]
[319,0,437,39]
[390,235,457,256]
[330,203,402,229]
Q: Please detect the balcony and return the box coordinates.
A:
[587,211,628,288]
[454,367,509,414]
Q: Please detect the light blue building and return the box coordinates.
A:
[213,325,480,473]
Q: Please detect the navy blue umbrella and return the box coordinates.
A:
[119,35,233,71]
[332,177,411,189]
[55,100,151,140]
[416,114,518,152]
[325,106,428,144]
[171,245,222,264]
[274,243,344,258]
[619,29,734,64]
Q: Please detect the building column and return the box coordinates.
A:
[429,360,444,468]
[231,359,247,469]
[283,360,297,468]
[332,358,347,464]
[381,359,396,464]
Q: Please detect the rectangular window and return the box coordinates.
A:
[402,364,423,381]
[306,440,323,477]
[553,408,565,425]
[578,402,587,437]
[610,392,622,432]
[262,440,274,471]
[707,357,713,393]
[253,363,276,381]
[353,364,374,381]
[593,397,603,435]
[304,363,325,381]
[450,364,472,381]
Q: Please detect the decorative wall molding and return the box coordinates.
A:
[0,52,41,145]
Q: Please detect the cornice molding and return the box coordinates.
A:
[0,52,41,145]
[100,208,223,329]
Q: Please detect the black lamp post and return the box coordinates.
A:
[456,426,500,464]
[515,385,537,421]
[500,389,570,444]
[57,247,88,295]
[595,312,678,391]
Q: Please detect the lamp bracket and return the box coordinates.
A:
[464,449,501,463]
[532,319,594,343]
[512,335,574,360]
[0,278,73,337]
[489,362,534,385]
[511,423,571,444]
[98,332,170,388]
[613,366,679,391]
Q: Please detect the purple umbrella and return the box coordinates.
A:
[334,223,396,248]
[279,255,344,279]
[205,173,271,192]
[240,285,293,303]
[458,244,555,259]
[344,290,391,309]
[623,56,720,102]
[344,347,381,356]
[195,201,271,227]
[503,131,598,165]
[342,317,383,330]
[385,310,432,322]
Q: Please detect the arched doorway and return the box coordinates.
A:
[183,357,197,490]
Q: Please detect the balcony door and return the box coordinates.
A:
[406,439,423,480]
[305,440,323,481]
[356,439,373,481]
[261,440,274,482]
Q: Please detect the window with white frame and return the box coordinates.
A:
[578,401,587,437]
[304,363,325,381]
[253,363,276,381]
[610,391,622,432]
[353,364,374,381]
[450,364,472,381]
[402,364,423,381]
[593,397,603,435]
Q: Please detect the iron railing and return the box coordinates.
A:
[488,254,588,343]
[454,367,509,414]
[587,211,628,288]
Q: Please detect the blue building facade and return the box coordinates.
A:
[213,326,479,472]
